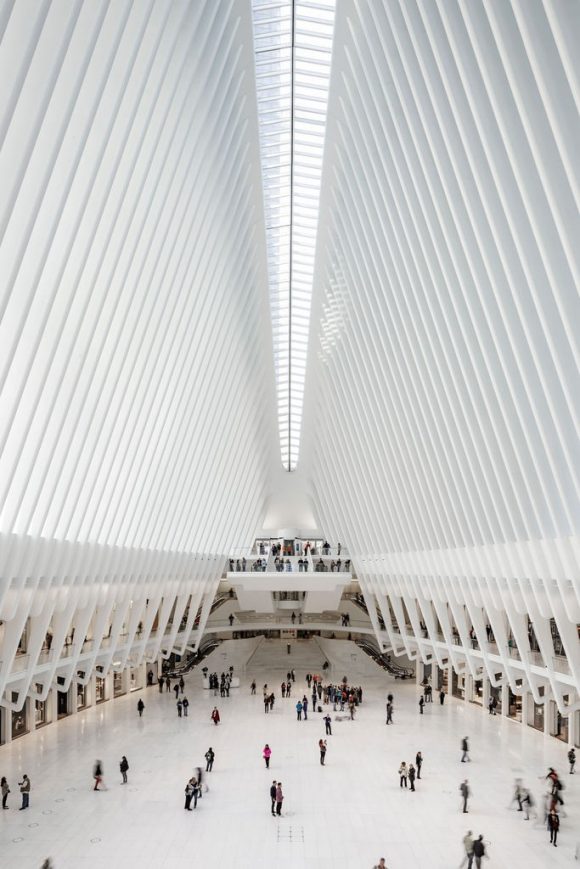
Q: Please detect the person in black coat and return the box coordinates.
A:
[415,751,423,779]
[472,835,486,867]
[119,756,129,784]
[270,780,277,816]
[548,810,559,846]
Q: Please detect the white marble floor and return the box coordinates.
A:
[0,639,577,869]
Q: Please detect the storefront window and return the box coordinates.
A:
[77,682,87,710]
[508,688,522,721]
[96,676,106,704]
[555,695,569,742]
[452,670,465,699]
[113,671,125,697]
[12,692,28,738]
[472,679,483,705]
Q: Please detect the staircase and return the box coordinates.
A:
[246,637,327,673]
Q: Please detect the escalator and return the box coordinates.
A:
[355,638,413,680]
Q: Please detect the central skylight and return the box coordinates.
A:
[252,0,336,471]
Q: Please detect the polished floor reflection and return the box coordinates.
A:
[0,640,577,869]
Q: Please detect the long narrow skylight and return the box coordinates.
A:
[252,0,336,471]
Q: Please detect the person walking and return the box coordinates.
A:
[548,809,559,847]
[165,676,171,692]
[415,751,423,779]
[205,747,215,772]
[191,778,200,809]
[460,830,474,869]
[324,714,332,736]
[1,776,10,809]
[319,739,327,765]
[270,780,277,816]
[263,744,272,768]
[177,698,183,717]
[275,782,284,816]
[408,763,416,791]
[119,756,129,784]
[386,702,393,725]
[472,835,486,867]
[137,698,145,717]
[399,762,408,788]
[439,689,445,705]
[460,780,470,813]
[296,700,303,721]
[158,675,164,693]
[251,679,256,695]
[174,683,179,700]
[184,777,195,810]
[264,693,270,714]
[373,859,387,869]
[569,747,576,774]
[461,736,470,762]
[179,676,185,694]
[93,761,103,791]
[211,707,220,725]
[182,697,189,716]
[419,695,424,714]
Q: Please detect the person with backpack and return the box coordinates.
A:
[119,756,129,784]
[568,747,576,774]
[205,747,215,772]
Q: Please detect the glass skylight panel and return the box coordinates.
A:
[252,0,335,471]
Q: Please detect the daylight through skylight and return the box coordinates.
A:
[252,0,336,471]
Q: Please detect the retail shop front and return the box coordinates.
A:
[451,670,465,699]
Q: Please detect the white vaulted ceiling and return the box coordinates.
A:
[0,0,579,696]
[0,0,277,560]
[302,0,580,645]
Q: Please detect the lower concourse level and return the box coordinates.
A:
[0,638,577,869]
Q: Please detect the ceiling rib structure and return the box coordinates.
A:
[252,0,335,470]
[0,0,578,728]
[0,0,277,706]
[303,0,580,703]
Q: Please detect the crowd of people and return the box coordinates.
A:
[0,646,577,869]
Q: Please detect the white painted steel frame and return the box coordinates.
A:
[303,0,579,714]
[0,1,277,711]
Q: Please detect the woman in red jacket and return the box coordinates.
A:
[211,707,220,725]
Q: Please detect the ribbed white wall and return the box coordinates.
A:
[0,0,277,708]
[304,0,580,708]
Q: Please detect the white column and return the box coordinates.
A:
[465,674,474,703]
[544,688,552,736]
[521,690,530,727]
[501,681,509,717]
[482,678,490,710]
[416,660,424,686]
